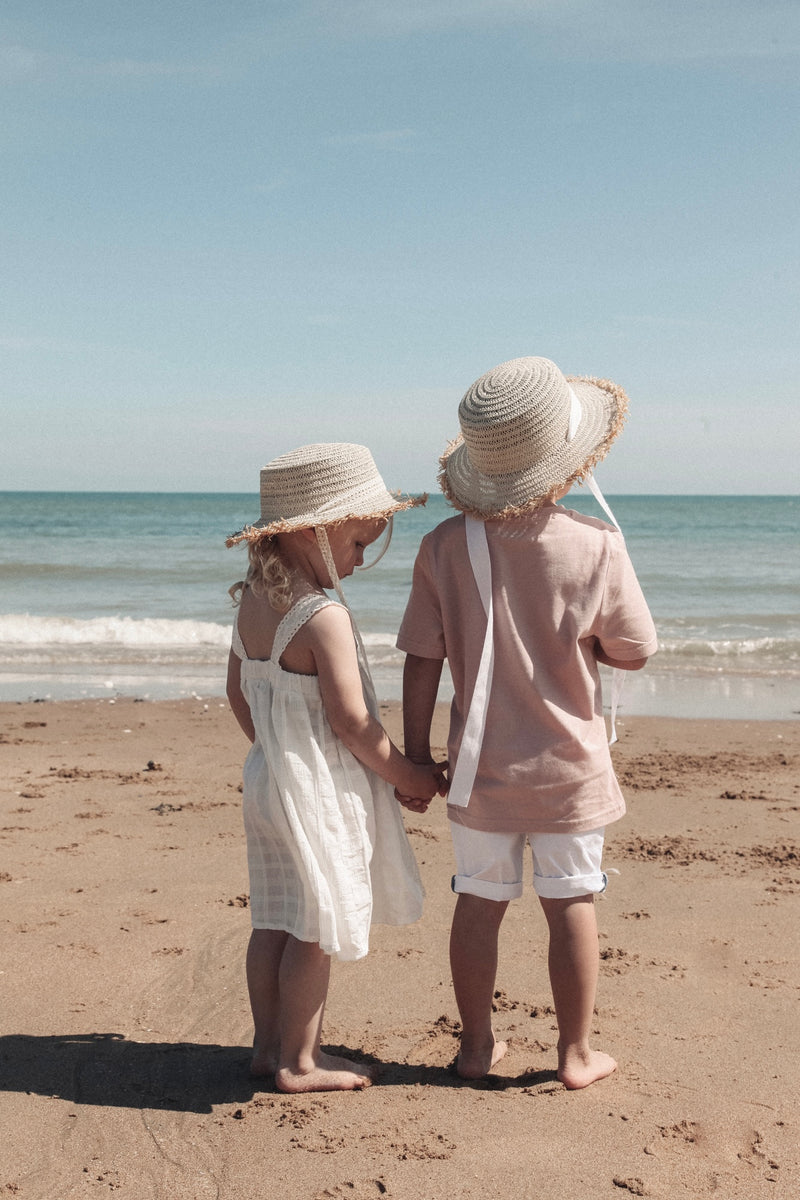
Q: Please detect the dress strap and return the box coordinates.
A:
[231,608,247,660]
[271,593,337,664]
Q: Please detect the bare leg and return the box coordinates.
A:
[539,893,616,1089]
[275,936,373,1093]
[246,928,288,1076]
[449,893,509,1079]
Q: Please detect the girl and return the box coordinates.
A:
[226,443,445,1094]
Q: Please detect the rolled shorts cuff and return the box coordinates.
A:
[451,873,524,902]
[534,870,608,900]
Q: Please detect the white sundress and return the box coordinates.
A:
[232,591,424,962]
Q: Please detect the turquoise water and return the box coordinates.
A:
[0,491,798,718]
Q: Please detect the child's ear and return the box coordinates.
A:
[299,527,318,544]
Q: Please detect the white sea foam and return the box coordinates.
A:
[0,614,230,665]
[360,632,397,647]
[2,492,798,713]
[657,634,799,670]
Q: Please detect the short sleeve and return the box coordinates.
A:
[593,539,658,661]
[396,535,447,660]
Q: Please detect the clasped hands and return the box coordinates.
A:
[395,759,449,814]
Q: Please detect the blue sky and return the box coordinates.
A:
[2,1,798,494]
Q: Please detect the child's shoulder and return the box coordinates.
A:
[419,512,467,549]
[421,507,621,555]
[430,512,467,535]
[553,505,621,537]
[302,596,350,629]
[289,596,353,655]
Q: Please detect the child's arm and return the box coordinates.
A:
[396,653,445,813]
[402,653,444,763]
[593,540,658,672]
[226,649,255,742]
[309,606,445,801]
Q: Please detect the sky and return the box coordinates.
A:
[1,1,798,495]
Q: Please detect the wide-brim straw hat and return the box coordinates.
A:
[439,356,629,518]
[227,442,424,545]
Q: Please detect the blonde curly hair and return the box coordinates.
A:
[228,532,293,613]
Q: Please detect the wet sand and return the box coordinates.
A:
[1,698,798,1199]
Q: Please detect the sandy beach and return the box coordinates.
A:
[1,698,798,1199]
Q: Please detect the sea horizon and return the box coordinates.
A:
[2,489,796,497]
[1,491,797,719]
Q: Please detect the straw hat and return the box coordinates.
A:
[439,356,629,518]
[226,442,424,545]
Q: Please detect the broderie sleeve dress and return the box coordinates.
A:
[232,591,424,962]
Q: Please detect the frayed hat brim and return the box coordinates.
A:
[226,493,426,547]
[439,375,628,518]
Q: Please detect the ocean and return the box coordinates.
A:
[0,492,798,720]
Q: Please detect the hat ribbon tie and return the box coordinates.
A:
[447,516,494,808]
[584,476,626,745]
[567,385,583,442]
[566,397,625,744]
[315,527,378,708]
[559,386,627,744]
[356,515,394,571]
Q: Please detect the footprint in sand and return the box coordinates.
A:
[314,1180,388,1199]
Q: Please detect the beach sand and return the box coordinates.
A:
[1,698,798,1199]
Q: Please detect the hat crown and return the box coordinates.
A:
[258,442,395,527]
[226,442,425,546]
[458,357,572,477]
[439,354,628,518]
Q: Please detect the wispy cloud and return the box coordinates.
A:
[3,4,795,89]
[91,57,219,80]
[614,313,718,331]
[314,0,555,37]
[0,43,40,78]
[305,313,343,328]
[254,174,295,196]
[0,333,117,354]
[0,41,220,84]
[324,128,416,148]
[301,0,799,63]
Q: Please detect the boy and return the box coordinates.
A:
[397,356,657,1089]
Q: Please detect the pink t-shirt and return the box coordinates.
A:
[397,505,658,834]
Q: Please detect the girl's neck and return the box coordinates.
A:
[275,531,326,596]
[288,567,326,599]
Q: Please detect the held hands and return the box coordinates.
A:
[395,759,449,814]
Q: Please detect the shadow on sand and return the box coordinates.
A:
[0,1033,558,1113]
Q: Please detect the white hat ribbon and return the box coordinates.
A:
[567,385,583,442]
[567,386,622,536]
[566,385,624,743]
[315,527,378,709]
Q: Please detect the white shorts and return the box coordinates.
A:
[450,823,607,901]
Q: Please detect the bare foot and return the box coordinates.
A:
[249,1050,278,1078]
[248,1034,279,1078]
[456,1037,507,1080]
[275,1051,374,1093]
[557,1048,617,1090]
